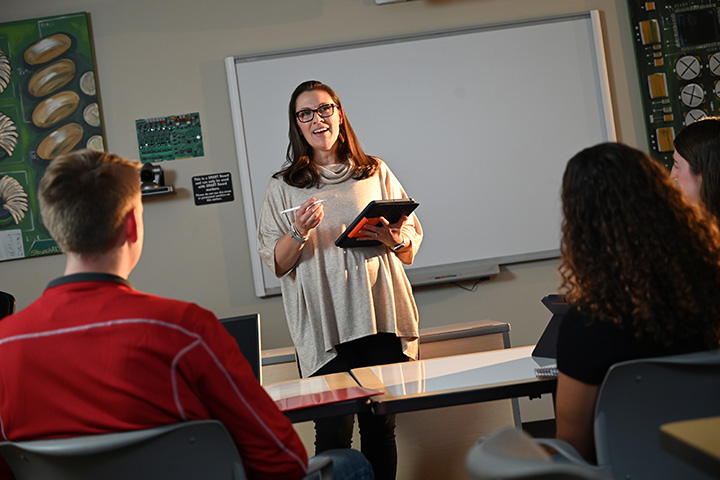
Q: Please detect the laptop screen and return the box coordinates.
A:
[220,314,262,383]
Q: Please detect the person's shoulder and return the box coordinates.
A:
[559,308,601,353]
[268,175,283,186]
[128,290,217,324]
[559,307,622,341]
[372,157,393,177]
[373,157,387,168]
[0,309,30,337]
[557,307,615,383]
[265,175,281,191]
[0,292,53,334]
[559,307,590,332]
[265,175,293,196]
[141,296,225,342]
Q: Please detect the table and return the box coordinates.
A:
[261,320,513,423]
[417,319,510,356]
[660,416,720,478]
[263,345,556,424]
[351,346,556,419]
[263,372,378,423]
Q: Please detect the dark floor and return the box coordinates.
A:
[521,419,556,438]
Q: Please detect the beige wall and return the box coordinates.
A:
[1,0,645,352]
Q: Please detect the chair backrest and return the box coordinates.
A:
[0,291,15,319]
[593,349,720,480]
[220,314,262,383]
[465,427,611,480]
[0,420,246,480]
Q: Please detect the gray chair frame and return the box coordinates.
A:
[467,349,720,480]
[0,420,332,480]
[0,420,246,480]
[591,349,720,479]
[466,426,612,480]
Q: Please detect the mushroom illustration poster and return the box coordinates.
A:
[0,12,105,261]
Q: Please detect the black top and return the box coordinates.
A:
[556,307,703,385]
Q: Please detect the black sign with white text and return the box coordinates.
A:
[192,172,234,206]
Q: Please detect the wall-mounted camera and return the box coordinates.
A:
[140,163,175,197]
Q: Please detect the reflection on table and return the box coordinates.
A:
[263,372,379,423]
[660,416,720,478]
[351,346,556,416]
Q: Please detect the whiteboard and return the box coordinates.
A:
[225,11,616,297]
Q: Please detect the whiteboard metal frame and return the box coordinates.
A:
[226,10,616,298]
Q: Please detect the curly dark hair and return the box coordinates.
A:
[274,80,378,188]
[674,116,720,221]
[559,142,720,348]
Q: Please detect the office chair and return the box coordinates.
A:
[0,290,15,319]
[0,420,333,480]
[466,426,611,480]
[466,349,720,480]
[590,349,720,479]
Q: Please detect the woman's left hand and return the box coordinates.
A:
[358,215,408,248]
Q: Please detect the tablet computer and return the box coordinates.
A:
[335,199,419,248]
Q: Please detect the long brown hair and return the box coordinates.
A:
[674,116,720,221]
[559,142,720,348]
[274,80,378,188]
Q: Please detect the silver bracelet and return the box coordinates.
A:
[289,223,309,244]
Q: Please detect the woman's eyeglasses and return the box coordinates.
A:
[296,104,337,123]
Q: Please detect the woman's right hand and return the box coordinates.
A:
[275,197,324,275]
[294,197,324,235]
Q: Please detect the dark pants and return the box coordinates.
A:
[312,333,409,480]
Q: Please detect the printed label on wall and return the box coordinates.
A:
[192,172,234,206]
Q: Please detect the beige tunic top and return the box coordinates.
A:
[257,160,422,377]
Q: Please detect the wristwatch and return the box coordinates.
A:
[391,239,406,252]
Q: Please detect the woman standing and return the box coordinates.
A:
[555,142,720,461]
[257,80,422,480]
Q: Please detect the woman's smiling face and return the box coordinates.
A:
[671,150,702,205]
[295,89,343,157]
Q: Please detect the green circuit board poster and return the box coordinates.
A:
[0,12,105,261]
[627,0,720,169]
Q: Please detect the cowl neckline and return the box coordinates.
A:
[317,160,354,184]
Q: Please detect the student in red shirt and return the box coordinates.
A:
[0,149,371,480]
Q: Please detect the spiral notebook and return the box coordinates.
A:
[534,364,559,379]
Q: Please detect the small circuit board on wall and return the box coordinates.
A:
[627,0,720,168]
[135,112,204,162]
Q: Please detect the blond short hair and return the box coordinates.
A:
[39,149,141,254]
